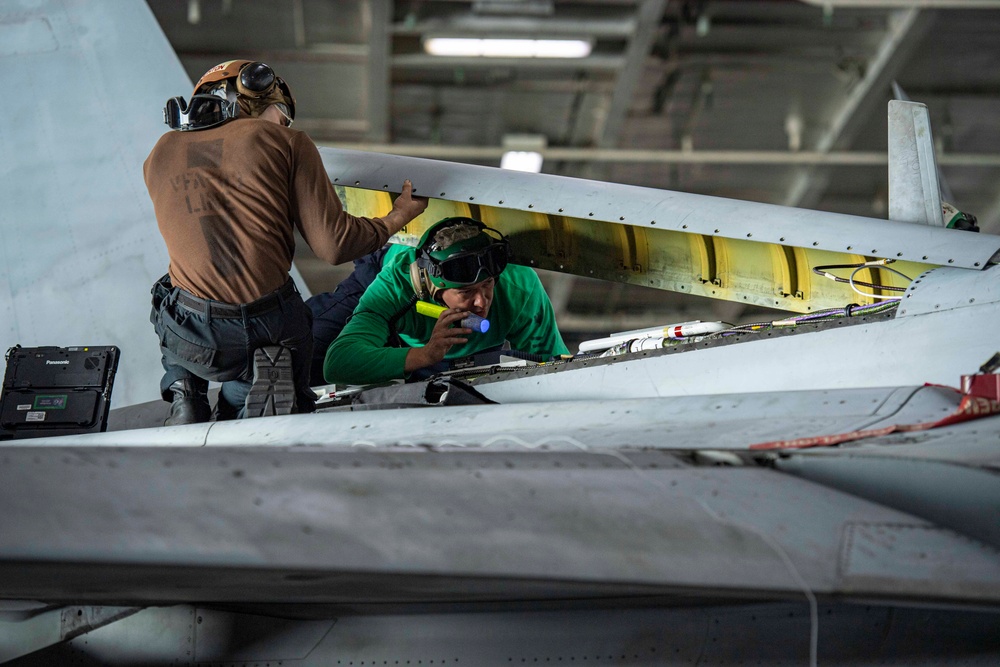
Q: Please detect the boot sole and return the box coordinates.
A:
[245,346,296,418]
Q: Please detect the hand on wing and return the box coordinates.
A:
[385,179,429,232]
[404,309,470,372]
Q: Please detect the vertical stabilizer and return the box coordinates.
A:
[888,100,944,226]
[0,1,189,407]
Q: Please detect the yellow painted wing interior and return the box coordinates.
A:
[335,186,933,314]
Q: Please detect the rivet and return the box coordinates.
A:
[872,249,877,253]
[948,259,954,263]
[897,252,903,257]
[588,212,594,216]
[714,229,719,233]
[440,192,445,196]
[528,204,534,208]
[779,237,785,242]
[469,196,475,201]
[354,181,360,186]
[620,216,625,221]
[922,256,928,260]
[812,241,818,246]
[975,262,981,267]
[498,200,504,204]
[558,208,564,212]
[747,233,753,238]
[681,224,687,229]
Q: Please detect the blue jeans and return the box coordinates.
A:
[150,275,315,417]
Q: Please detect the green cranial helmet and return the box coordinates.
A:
[411,217,510,300]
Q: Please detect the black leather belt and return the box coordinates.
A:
[176,279,298,319]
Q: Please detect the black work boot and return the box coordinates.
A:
[244,346,296,418]
[164,379,211,426]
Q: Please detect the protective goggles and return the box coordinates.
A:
[425,241,510,286]
[163,95,236,131]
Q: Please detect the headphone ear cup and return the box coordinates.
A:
[409,261,429,301]
[237,62,276,97]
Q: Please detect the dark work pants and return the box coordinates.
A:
[306,246,390,386]
[150,275,316,418]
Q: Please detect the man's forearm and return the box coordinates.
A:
[403,347,432,373]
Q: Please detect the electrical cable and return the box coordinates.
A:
[848,266,904,301]
[812,259,911,294]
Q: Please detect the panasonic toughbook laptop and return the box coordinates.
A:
[1,345,120,440]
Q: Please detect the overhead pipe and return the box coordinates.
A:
[800,0,1000,8]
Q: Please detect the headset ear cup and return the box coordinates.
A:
[409,262,429,301]
[238,62,276,97]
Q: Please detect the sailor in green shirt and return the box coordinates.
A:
[323,217,568,385]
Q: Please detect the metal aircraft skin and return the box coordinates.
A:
[1,1,999,666]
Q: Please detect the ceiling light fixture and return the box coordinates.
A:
[501,134,547,173]
[500,151,544,173]
[423,37,592,58]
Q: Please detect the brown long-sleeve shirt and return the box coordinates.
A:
[144,118,391,304]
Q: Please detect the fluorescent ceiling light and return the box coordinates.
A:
[500,151,544,173]
[424,37,592,58]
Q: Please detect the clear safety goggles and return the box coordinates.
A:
[163,95,237,131]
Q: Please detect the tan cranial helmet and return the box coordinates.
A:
[193,60,296,120]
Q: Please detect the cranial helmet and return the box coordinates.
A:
[193,59,296,120]
[165,59,296,131]
[410,217,510,302]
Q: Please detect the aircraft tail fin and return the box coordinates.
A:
[888,99,944,226]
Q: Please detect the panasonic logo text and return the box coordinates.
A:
[45,360,70,365]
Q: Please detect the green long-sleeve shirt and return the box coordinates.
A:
[324,245,568,385]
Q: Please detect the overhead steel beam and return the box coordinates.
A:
[391,53,624,70]
[366,0,391,143]
[176,45,370,64]
[782,9,932,209]
[595,0,668,152]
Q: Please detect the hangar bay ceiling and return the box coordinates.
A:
[147,0,1000,347]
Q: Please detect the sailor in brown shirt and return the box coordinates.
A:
[146,60,427,425]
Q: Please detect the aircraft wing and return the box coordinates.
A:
[2,382,1000,664]
[2,1,999,665]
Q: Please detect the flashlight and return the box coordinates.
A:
[415,301,490,333]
